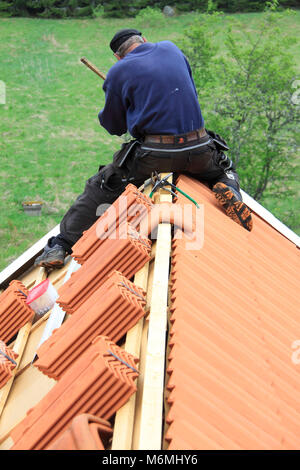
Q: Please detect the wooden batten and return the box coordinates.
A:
[136,174,172,450]
[111,184,152,450]
[111,262,150,450]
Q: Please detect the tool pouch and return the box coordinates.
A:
[98,163,124,192]
[205,129,230,152]
[112,139,139,169]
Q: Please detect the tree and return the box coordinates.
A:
[180,6,300,208]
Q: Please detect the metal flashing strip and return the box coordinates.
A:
[241,190,300,248]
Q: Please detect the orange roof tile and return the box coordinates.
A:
[46,414,112,450]
[164,175,300,450]
[57,224,151,315]
[0,280,34,343]
[0,343,18,389]
[35,271,146,380]
[71,184,153,264]
[10,335,138,450]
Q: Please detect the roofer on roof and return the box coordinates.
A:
[35,29,253,269]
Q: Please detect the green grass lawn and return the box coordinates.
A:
[0,10,299,271]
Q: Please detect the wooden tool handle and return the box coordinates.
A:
[80,57,106,81]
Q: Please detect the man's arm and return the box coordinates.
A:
[98,82,127,136]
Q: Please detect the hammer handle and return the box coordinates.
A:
[80,57,106,81]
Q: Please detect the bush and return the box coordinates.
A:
[92,2,103,17]
[102,0,151,18]
[0,1,13,17]
[135,6,166,27]
[0,0,100,18]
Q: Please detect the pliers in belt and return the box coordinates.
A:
[149,172,200,208]
[150,172,178,198]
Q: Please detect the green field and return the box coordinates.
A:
[0,10,299,271]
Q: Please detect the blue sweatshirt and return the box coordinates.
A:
[98,41,204,139]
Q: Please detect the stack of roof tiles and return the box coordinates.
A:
[47,414,112,450]
[71,184,153,264]
[34,270,146,380]
[0,280,34,343]
[164,175,300,450]
[57,224,151,315]
[0,342,18,388]
[10,335,139,450]
[8,185,153,450]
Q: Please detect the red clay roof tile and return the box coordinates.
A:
[57,225,151,315]
[46,414,112,450]
[34,271,146,380]
[0,280,34,343]
[10,335,138,450]
[71,184,153,264]
[0,342,18,389]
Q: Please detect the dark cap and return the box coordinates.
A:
[110,28,142,53]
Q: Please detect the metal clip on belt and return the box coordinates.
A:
[218,153,233,171]
[149,172,200,208]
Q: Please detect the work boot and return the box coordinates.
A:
[34,244,66,269]
[212,182,253,231]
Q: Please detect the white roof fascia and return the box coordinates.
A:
[241,190,300,248]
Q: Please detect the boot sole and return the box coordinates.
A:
[34,258,65,269]
[212,182,253,232]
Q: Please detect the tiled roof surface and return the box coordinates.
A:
[165,175,300,450]
[2,175,300,451]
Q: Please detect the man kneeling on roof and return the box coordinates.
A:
[35,28,253,269]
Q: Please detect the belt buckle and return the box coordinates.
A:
[174,134,187,145]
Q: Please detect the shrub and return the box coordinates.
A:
[135,6,166,27]
[1,0,100,18]
[0,1,13,17]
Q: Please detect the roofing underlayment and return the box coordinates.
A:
[0,174,299,450]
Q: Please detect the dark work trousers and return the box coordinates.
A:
[50,134,240,253]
